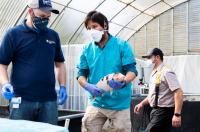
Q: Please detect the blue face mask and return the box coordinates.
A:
[32,14,49,31]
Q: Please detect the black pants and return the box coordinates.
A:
[145,107,174,132]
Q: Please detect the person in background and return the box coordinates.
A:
[134,48,183,132]
[0,0,67,125]
[77,10,138,132]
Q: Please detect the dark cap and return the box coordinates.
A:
[142,48,164,59]
[28,0,59,14]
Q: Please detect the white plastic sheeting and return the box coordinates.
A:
[164,55,200,94]
[136,55,200,94]
[129,0,200,58]
[59,45,88,111]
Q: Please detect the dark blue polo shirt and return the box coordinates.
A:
[0,20,65,102]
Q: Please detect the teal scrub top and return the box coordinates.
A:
[78,35,136,110]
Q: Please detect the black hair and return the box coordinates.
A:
[84,10,109,30]
[152,48,164,61]
[158,55,164,61]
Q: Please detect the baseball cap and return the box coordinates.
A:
[28,0,59,14]
[142,48,164,59]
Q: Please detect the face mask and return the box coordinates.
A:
[88,29,104,43]
[32,14,49,31]
[146,59,155,68]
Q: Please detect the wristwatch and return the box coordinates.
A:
[174,113,181,117]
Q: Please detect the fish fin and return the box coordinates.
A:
[110,89,113,95]
[92,96,96,101]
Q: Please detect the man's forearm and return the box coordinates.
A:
[174,88,183,114]
[124,71,136,84]
[0,64,9,84]
[78,76,87,88]
[55,62,66,86]
[140,97,149,106]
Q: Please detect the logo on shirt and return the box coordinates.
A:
[46,39,56,45]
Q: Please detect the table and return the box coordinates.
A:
[0,118,69,132]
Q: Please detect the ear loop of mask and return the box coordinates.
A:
[97,22,108,43]
[31,10,38,31]
[103,21,108,31]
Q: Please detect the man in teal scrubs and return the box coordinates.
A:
[77,11,138,132]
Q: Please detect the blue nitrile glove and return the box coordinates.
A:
[84,83,104,97]
[1,83,14,100]
[58,86,67,105]
[108,79,126,89]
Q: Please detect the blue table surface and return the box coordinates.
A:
[0,118,69,132]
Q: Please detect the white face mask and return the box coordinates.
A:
[146,59,155,68]
[88,29,104,43]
